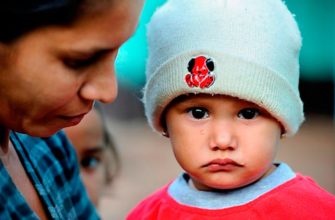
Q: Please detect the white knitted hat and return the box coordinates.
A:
[143,0,304,137]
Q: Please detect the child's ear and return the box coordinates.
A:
[280,127,286,139]
[160,123,169,138]
[161,130,169,138]
[160,115,170,138]
[187,58,195,72]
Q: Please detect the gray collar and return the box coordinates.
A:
[168,163,295,209]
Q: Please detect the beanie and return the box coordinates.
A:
[143,0,304,137]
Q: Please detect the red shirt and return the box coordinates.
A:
[127,175,335,220]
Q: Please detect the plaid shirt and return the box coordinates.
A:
[0,131,100,219]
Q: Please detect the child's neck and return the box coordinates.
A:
[188,178,198,190]
[187,164,278,192]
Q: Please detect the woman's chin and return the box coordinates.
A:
[19,125,61,138]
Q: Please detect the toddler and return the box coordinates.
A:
[127,0,335,219]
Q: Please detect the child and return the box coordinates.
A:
[64,102,119,207]
[126,0,335,219]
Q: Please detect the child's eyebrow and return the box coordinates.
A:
[168,95,193,106]
[82,146,104,155]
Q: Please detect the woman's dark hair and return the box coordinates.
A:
[0,0,84,42]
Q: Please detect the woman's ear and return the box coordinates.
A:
[0,42,10,67]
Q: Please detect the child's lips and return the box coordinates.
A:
[203,158,244,172]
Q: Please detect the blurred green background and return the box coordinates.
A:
[114,0,335,117]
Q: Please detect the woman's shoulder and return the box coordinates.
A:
[11,130,77,172]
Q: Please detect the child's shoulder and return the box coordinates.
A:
[258,174,335,211]
[126,183,171,219]
[290,174,335,199]
[243,174,335,219]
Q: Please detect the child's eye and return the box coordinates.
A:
[187,107,209,119]
[238,108,260,119]
[80,156,101,170]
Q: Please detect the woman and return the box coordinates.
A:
[0,0,143,219]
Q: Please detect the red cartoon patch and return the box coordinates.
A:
[185,56,215,89]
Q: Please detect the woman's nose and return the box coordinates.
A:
[79,62,118,103]
[209,121,237,151]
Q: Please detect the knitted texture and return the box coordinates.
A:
[143,0,304,136]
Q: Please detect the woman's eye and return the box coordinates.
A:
[80,156,101,170]
[187,107,209,119]
[64,58,95,69]
[238,108,260,119]
[63,51,106,69]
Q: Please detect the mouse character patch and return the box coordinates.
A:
[185,55,215,89]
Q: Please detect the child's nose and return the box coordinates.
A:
[209,121,237,151]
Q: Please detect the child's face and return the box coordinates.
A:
[164,94,282,191]
[64,109,112,206]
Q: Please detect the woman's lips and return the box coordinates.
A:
[59,113,86,125]
[203,158,244,172]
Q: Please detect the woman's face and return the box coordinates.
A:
[0,0,143,137]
